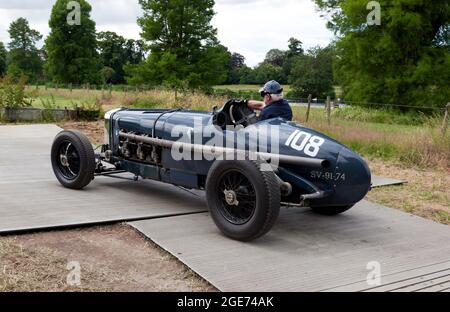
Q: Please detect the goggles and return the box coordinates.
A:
[260,88,284,98]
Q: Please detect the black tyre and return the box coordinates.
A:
[206,160,280,241]
[51,130,95,190]
[310,205,354,216]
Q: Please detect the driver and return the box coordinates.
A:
[247,80,293,122]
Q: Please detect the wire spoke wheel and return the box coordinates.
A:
[216,169,256,225]
[57,141,81,180]
[206,160,280,241]
[51,130,95,190]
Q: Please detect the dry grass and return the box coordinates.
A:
[0,224,215,292]
[367,159,450,225]
[0,238,109,292]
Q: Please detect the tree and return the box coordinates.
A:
[0,42,6,76]
[264,49,286,67]
[100,66,116,84]
[126,0,229,89]
[289,46,335,99]
[7,18,43,81]
[287,37,304,57]
[123,39,146,65]
[45,0,100,84]
[97,32,145,84]
[253,63,285,84]
[98,32,126,84]
[315,0,450,108]
[238,66,257,84]
[225,52,246,84]
[230,53,245,69]
[284,37,304,77]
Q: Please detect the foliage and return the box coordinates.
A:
[315,0,450,109]
[97,31,145,84]
[264,49,286,67]
[7,18,43,82]
[253,63,286,84]
[0,42,7,76]
[225,53,246,84]
[229,37,304,85]
[126,0,229,90]
[100,66,116,84]
[45,0,101,84]
[0,75,35,109]
[289,46,335,98]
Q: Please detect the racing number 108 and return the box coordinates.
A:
[286,130,325,157]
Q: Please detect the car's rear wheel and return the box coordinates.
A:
[206,160,280,241]
[51,130,95,190]
[310,205,354,216]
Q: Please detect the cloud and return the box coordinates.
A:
[0,0,334,67]
[212,0,334,66]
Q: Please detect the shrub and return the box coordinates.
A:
[0,75,36,109]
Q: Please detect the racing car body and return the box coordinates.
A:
[51,100,372,241]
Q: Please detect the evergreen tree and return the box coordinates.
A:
[45,0,100,84]
[126,0,229,89]
[7,18,43,81]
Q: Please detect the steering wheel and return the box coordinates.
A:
[229,101,257,127]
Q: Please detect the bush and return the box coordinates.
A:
[0,75,36,109]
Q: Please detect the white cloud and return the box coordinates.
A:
[0,0,334,67]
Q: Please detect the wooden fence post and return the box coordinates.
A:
[306,94,312,122]
[442,103,450,136]
[326,96,331,125]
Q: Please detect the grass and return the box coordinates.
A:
[0,238,107,291]
[367,159,450,225]
[332,105,439,126]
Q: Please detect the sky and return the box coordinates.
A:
[0,0,334,67]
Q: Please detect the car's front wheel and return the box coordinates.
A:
[51,130,95,190]
[206,160,280,241]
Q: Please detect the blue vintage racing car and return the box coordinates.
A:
[51,100,372,241]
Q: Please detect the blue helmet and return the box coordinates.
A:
[259,80,283,96]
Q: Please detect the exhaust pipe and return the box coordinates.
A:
[119,131,330,169]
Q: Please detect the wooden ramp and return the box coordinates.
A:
[130,202,450,292]
[0,125,206,234]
